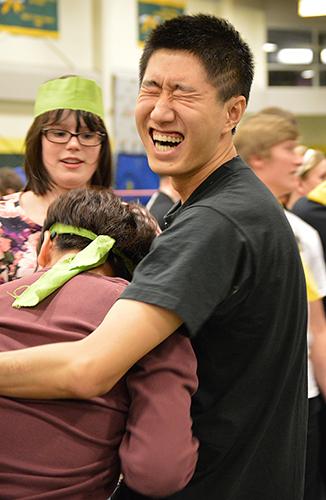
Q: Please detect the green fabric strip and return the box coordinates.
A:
[50,223,97,241]
[12,235,115,308]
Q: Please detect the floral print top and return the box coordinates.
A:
[0,192,42,284]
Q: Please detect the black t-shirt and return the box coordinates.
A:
[121,157,308,500]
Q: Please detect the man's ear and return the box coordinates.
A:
[37,230,54,268]
[223,95,247,133]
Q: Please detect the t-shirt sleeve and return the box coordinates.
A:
[121,205,253,336]
[118,332,199,497]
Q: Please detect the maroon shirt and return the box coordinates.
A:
[0,271,198,499]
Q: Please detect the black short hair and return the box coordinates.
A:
[139,14,254,103]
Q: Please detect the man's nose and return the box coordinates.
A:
[150,95,175,123]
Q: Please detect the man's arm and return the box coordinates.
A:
[0,299,182,399]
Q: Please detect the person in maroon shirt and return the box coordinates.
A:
[0,188,198,499]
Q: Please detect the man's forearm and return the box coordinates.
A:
[0,341,86,398]
[0,299,181,399]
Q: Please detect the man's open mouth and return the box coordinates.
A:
[151,130,184,152]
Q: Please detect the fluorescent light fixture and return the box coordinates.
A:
[277,48,313,64]
[321,48,326,63]
[301,70,315,79]
[263,43,278,53]
[298,0,326,17]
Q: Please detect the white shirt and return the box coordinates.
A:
[285,210,326,398]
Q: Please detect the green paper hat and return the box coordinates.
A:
[33,76,104,120]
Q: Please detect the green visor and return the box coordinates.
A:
[33,76,104,120]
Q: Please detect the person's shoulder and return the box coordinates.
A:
[188,157,278,221]
[209,156,273,201]
[71,272,129,291]
[0,271,43,300]
[285,209,319,237]
[292,197,326,229]
[293,196,318,212]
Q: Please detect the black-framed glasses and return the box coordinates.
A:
[42,128,106,147]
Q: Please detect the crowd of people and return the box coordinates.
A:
[0,12,325,500]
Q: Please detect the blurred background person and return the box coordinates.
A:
[0,167,23,196]
[257,105,299,127]
[0,74,112,284]
[146,175,179,230]
[287,148,326,210]
[292,179,326,268]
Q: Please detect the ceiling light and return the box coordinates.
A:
[301,70,314,79]
[263,43,278,53]
[321,48,326,63]
[298,0,326,17]
[277,48,313,64]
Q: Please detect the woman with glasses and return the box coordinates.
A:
[0,75,112,283]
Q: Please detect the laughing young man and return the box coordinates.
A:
[0,15,307,500]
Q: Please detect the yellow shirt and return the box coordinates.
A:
[307,180,326,206]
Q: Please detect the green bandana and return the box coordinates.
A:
[49,223,98,241]
[33,76,104,120]
[11,223,115,308]
[50,223,135,277]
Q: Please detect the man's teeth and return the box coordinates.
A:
[153,133,183,144]
[152,132,183,151]
[156,144,176,152]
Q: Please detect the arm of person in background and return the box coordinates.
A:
[117,332,198,498]
[0,299,182,399]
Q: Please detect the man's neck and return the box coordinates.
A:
[174,144,237,203]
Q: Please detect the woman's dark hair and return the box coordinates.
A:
[40,187,158,280]
[23,109,112,195]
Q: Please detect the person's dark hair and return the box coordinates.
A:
[23,109,112,195]
[40,188,158,280]
[139,14,254,103]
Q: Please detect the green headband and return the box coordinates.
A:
[50,223,98,241]
[10,223,133,308]
[33,76,105,120]
[50,223,135,277]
